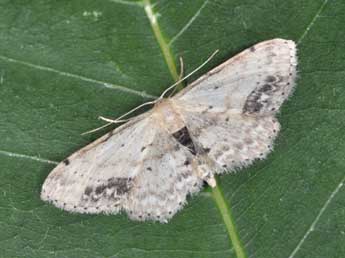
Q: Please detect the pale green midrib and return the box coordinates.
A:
[143,0,180,83]
[212,182,247,258]
[142,2,247,257]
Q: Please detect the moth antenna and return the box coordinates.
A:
[159,49,219,99]
[109,100,157,122]
[80,117,129,135]
[81,100,157,135]
[81,122,112,135]
[81,50,218,136]
[98,116,129,124]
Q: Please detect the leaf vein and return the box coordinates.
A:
[287,174,345,258]
[297,0,329,44]
[0,150,58,165]
[169,0,209,46]
[108,0,143,6]
[0,54,156,99]
[113,246,232,257]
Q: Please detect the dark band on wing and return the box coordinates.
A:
[243,74,287,114]
[83,177,133,203]
[172,127,197,155]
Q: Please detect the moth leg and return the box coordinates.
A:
[193,156,217,188]
[205,174,216,188]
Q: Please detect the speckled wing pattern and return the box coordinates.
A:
[41,113,203,222]
[41,114,153,215]
[41,38,297,222]
[174,38,297,173]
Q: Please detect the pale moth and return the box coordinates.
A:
[41,38,297,223]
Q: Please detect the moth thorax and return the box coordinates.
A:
[153,99,185,134]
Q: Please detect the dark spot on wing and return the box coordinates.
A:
[84,186,93,196]
[91,195,101,202]
[243,83,275,114]
[202,147,211,153]
[147,167,152,171]
[141,146,146,152]
[95,184,107,195]
[85,177,133,203]
[174,144,180,151]
[250,46,256,52]
[243,92,264,113]
[172,127,197,155]
[265,75,276,83]
[243,73,289,114]
[63,159,70,165]
[107,177,132,195]
[259,84,272,92]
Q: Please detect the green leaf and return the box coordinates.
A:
[0,0,344,257]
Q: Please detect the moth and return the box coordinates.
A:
[41,38,297,222]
